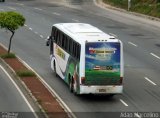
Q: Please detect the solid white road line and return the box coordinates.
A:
[24,24,27,27]
[72,19,79,22]
[34,7,42,11]
[144,77,157,86]
[17,58,76,118]
[52,12,61,16]
[150,53,160,60]
[0,65,38,118]
[8,7,16,10]
[128,42,138,47]
[120,99,128,107]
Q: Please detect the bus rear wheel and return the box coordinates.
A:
[69,77,73,93]
[54,61,57,77]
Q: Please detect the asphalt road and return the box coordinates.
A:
[0,65,36,118]
[0,0,160,118]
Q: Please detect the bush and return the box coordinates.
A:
[0,53,16,58]
[103,0,160,18]
[16,70,36,77]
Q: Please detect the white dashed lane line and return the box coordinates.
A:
[128,42,138,47]
[29,27,33,31]
[134,113,141,118]
[52,12,61,16]
[144,77,157,86]
[40,35,44,38]
[15,3,24,6]
[24,25,43,38]
[8,7,16,10]
[72,19,79,22]
[119,99,128,107]
[34,7,42,11]
[150,53,160,60]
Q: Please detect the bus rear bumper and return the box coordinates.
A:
[80,85,123,94]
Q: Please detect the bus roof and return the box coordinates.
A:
[53,23,119,43]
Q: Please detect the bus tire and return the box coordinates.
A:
[73,79,78,95]
[54,61,58,77]
[69,75,73,93]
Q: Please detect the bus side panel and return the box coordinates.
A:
[53,44,80,90]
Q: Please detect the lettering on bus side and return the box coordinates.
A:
[56,46,65,60]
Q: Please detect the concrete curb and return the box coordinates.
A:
[0,45,47,118]
[94,0,160,22]
[0,43,75,118]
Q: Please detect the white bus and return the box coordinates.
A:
[46,23,124,95]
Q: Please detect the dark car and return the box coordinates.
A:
[0,0,5,2]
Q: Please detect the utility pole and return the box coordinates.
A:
[128,0,131,11]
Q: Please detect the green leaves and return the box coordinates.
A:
[0,11,25,32]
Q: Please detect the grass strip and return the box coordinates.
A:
[0,53,16,59]
[16,70,36,77]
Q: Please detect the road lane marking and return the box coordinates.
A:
[128,42,138,47]
[0,9,4,11]
[34,31,38,34]
[134,113,141,118]
[34,7,42,11]
[150,53,160,60]
[52,12,61,16]
[0,65,38,118]
[29,27,32,31]
[144,77,157,86]
[40,35,44,38]
[72,19,79,22]
[120,99,128,106]
[8,7,16,10]
[17,58,76,118]
[15,3,24,6]
[24,24,27,27]
[109,33,117,38]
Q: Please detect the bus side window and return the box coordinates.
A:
[78,45,81,60]
[62,34,65,49]
[64,36,68,51]
[54,29,58,43]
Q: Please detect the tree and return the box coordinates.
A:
[0,11,25,53]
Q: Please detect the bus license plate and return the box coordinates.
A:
[99,89,106,93]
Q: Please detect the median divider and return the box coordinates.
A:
[0,44,69,118]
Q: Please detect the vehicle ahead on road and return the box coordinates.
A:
[46,23,124,95]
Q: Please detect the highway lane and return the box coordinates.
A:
[0,65,36,118]
[1,0,160,117]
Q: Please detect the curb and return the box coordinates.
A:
[94,0,160,22]
[0,43,75,118]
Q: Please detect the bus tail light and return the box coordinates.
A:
[81,77,85,84]
[120,77,123,84]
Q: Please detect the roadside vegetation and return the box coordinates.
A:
[103,0,160,18]
[0,11,25,53]
[16,70,36,77]
[0,53,16,58]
